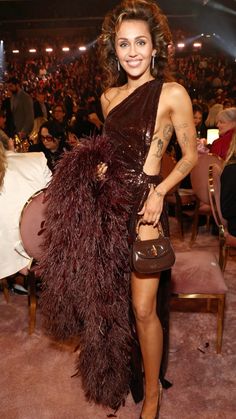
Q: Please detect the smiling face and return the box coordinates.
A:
[217,116,236,136]
[115,19,156,82]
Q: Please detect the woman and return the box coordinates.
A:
[193,104,207,139]
[99,2,197,417]
[28,120,69,171]
[65,126,81,149]
[211,107,236,160]
[38,1,197,418]
[205,102,223,129]
[220,130,236,236]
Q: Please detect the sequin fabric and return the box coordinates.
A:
[104,78,169,235]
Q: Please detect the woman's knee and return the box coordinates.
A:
[132,300,156,323]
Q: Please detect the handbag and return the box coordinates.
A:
[130,220,175,274]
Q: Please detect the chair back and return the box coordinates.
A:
[161,153,180,194]
[208,164,227,228]
[190,153,223,204]
[19,189,47,261]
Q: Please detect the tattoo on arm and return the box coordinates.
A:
[181,132,189,147]
[173,122,189,132]
[176,159,192,175]
[163,124,173,141]
[155,138,163,158]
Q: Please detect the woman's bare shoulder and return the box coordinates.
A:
[162,81,189,99]
[163,81,188,94]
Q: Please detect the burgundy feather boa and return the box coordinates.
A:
[39,136,133,409]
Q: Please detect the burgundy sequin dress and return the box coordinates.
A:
[104,78,171,395]
[39,78,171,410]
[104,78,169,233]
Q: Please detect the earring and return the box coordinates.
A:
[152,55,156,70]
[117,60,120,72]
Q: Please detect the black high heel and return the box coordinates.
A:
[139,381,163,419]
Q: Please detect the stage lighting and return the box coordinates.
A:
[177,43,185,49]
[193,42,202,48]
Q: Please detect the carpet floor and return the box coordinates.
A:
[1,218,236,419]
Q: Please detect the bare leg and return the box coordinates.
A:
[132,273,162,419]
[131,225,163,419]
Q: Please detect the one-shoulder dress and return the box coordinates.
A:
[104,77,171,392]
[39,78,171,411]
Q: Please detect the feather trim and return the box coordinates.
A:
[39,136,133,409]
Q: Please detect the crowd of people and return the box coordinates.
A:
[0,45,235,172]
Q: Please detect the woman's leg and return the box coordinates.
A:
[131,224,163,419]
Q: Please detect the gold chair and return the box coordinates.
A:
[1,188,47,334]
[19,189,47,334]
[171,250,227,353]
[189,153,223,244]
[0,278,10,302]
[208,164,236,271]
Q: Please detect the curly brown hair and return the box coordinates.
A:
[98,0,173,90]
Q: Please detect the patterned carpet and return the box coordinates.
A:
[0,217,236,419]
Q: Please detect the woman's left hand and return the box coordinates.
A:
[138,185,164,227]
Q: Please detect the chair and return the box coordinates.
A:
[0,278,10,302]
[189,153,223,244]
[1,189,47,334]
[19,189,47,333]
[171,250,227,353]
[1,266,33,321]
[161,153,196,239]
[208,164,236,271]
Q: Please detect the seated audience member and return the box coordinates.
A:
[211,107,236,159]
[220,130,236,236]
[0,139,52,282]
[205,103,223,128]
[28,120,69,171]
[0,110,11,148]
[66,126,81,150]
[193,104,207,139]
[73,108,100,138]
[1,91,15,137]
[51,104,68,134]
[33,90,51,120]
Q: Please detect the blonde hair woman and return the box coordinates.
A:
[211,107,236,159]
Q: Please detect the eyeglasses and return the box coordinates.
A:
[41,135,54,142]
